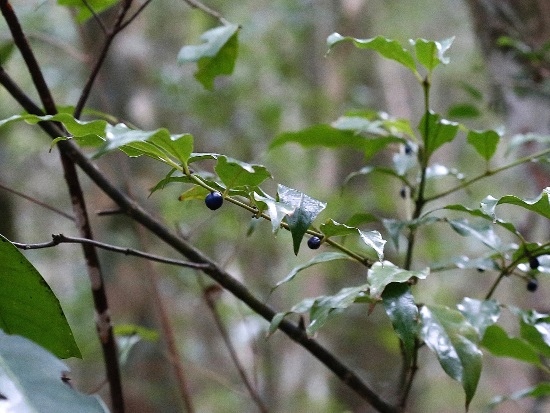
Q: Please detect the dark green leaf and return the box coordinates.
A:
[0,236,81,359]
[419,111,459,159]
[447,103,481,119]
[382,283,419,364]
[481,188,550,221]
[420,305,482,410]
[443,204,519,235]
[215,156,271,190]
[457,298,500,339]
[518,310,550,358]
[412,37,453,71]
[327,33,418,74]
[253,193,294,234]
[481,324,542,366]
[178,24,240,90]
[466,129,500,161]
[345,213,378,227]
[277,185,327,255]
[0,330,107,412]
[368,261,428,298]
[273,252,354,289]
[0,41,15,65]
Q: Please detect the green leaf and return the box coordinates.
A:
[273,252,354,289]
[327,33,418,75]
[447,103,481,119]
[0,41,15,65]
[319,219,385,261]
[518,310,550,358]
[481,188,550,221]
[270,124,403,159]
[58,0,118,23]
[368,261,428,298]
[277,185,326,255]
[319,219,358,237]
[358,229,386,262]
[215,156,271,190]
[490,383,550,407]
[0,113,107,138]
[178,24,240,90]
[0,236,81,359]
[481,324,542,366]
[420,305,482,410]
[466,129,500,161]
[448,219,503,251]
[443,204,519,235]
[457,298,500,339]
[382,283,419,364]
[411,37,454,71]
[0,330,107,412]
[253,193,294,234]
[419,111,459,159]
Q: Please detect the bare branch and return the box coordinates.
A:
[80,0,108,34]
[182,0,230,25]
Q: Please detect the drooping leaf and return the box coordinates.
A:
[178,24,240,90]
[368,261,428,298]
[253,193,294,234]
[327,33,418,74]
[466,129,500,161]
[0,236,81,359]
[270,124,402,159]
[481,188,550,221]
[277,185,327,255]
[490,383,550,407]
[382,283,419,364]
[481,324,542,366]
[411,37,454,71]
[457,298,500,340]
[215,156,271,190]
[418,111,459,159]
[420,305,482,410]
[273,252,354,289]
[0,330,107,412]
[358,229,386,262]
[58,0,118,23]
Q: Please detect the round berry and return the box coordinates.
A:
[307,236,322,250]
[527,278,538,292]
[529,256,540,270]
[205,191,223,210]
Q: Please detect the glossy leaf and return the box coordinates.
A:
[178,24,240,90]
[327,33,418,74]
[481,324,542,366]
[420,305,482,410]
[270,124,402,159]
[319,219,385,261]
[278,185,326,255]
[448,219,503,251]
[418,111,459,159]
[443,204,519,235]
[319,219,358,237]
[215,156,271,190]
[58,0,118,23]
[457,298,500,339]
[0,236,81,359]
[273,252,354,289]
[382,283,419,363]
[481,188,550,221]
[0,331,107,412]
[358,230,386,262]
[253,193,294,234]
[368,261,428,298]
[467,129,500,161]
[518,310,550,358]
[411,37,453,71]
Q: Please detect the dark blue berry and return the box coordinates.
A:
[205,191,223,210]
[529,256,540,270]
[527,278,538,292]
[307,236,321,250]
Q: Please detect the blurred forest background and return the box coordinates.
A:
[0,0,549,412]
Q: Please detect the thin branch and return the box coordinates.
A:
[182,0,229,25]
[119,0,154,31]
[0,67,399,413]
[81,0,107,34]
[199,278,269,413]
[0,181,74,221]
[12,234,212,270]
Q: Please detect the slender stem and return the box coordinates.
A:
[182,0,230,25]
[81,0,107,34]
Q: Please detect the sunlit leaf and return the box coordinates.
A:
[0,236,81,359]
[467,129,500,161]
[420,305,482,410]
[278,185,326,255]
[358,230,386,262]
[0,330,107,412]
[411,37,454,71]
[178,24,240,90]
[253,193,294,234]
[481,188,550,221]
[382,283,419,364]
[368,261,428,298]
[457,298,500,339]
[327,33,418,74]
[419,111,459,159]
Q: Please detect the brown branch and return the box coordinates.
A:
[0,61,399,413]
[0,2,124,411]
